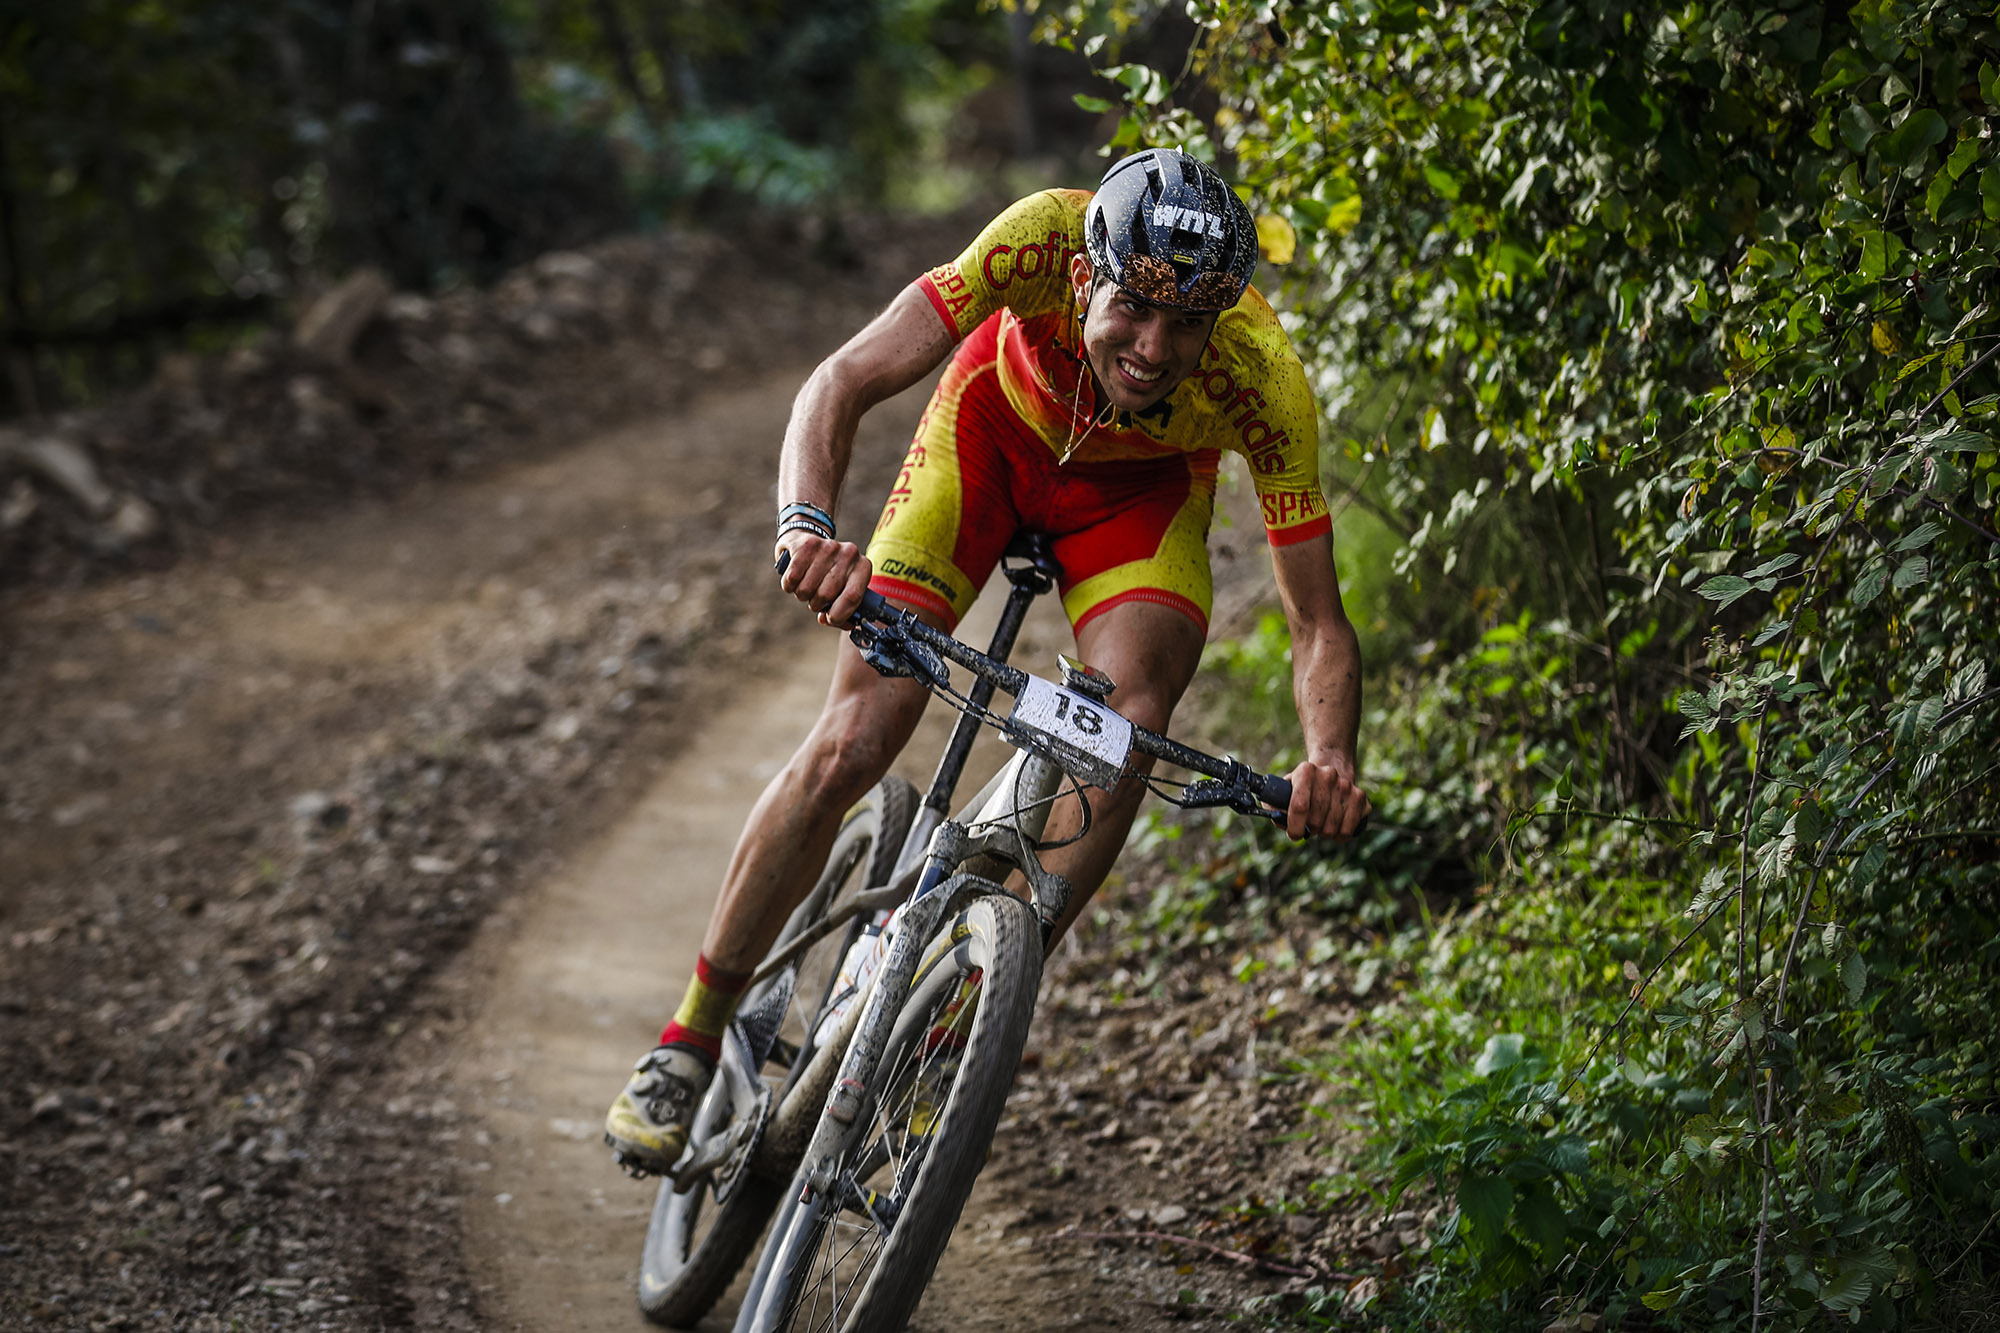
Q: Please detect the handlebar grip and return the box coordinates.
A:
[1257,773,1292,812]
[855,589,892,622]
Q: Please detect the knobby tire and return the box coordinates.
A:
[637,776,917,1328]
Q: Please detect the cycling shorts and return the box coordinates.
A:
[866,315,1217,635]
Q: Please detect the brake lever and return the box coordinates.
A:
[1177,778,1285,823]
[849,621,949,690]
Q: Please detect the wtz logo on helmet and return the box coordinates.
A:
[1150,204,1226,238]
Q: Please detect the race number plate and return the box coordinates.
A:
[1008,676,1133,790]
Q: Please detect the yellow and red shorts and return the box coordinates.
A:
[867,318,1217,636]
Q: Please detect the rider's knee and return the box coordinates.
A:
[1109,682,1179,736]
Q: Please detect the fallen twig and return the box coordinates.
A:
[1054,1225,1355,1281]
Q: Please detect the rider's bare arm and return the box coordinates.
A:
[1270,533,1370,840]
[775,286,958,626]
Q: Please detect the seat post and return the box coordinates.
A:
[919,534,1062,815]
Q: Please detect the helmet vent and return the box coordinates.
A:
[1084,148,1255,312]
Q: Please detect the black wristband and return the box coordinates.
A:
[778,502,836,539]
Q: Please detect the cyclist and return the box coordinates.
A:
[606,148,1370,1172]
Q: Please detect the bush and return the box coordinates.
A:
[1076,0,2000,1324]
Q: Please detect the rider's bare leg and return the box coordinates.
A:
[695,603,946,973]
[1018,599,1207,945]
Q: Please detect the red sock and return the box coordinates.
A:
[659,954,753,1063]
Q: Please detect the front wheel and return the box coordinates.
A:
[758,889,1042,1333]
[638,776,917,1328]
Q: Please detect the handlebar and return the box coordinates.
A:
[851,589,1294,818]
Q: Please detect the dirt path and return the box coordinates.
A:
[449,631,846,1330]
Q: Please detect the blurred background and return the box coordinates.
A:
[0,0,1211,422]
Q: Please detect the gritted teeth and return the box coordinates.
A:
[1118,357,1164,383]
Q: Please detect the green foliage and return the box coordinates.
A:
[1084,0,2000,1325]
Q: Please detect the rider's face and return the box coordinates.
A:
[1070,255,1217,413]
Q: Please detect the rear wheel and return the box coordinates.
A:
[759,889,1042,1333]
[637,777,917,1328]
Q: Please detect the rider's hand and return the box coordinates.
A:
[775,530,873,627]
[1283,753,1369,840]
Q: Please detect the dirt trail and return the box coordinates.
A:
[449,631,844,1331]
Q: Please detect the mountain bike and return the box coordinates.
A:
[629,533,1294,1331]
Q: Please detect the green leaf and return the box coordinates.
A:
[1895,521,1945,551]
[1892,555,1929,590]
[1547,1135,1590,1173]
[1071,93,1112,114]
[1745,553,1800,578]
[1476,1033,1526,1076]
[1699,574,1755,608]
[1757,830,1797,883]
[1424,161,1462,201]
[1950,302,1992,339]
[1795,798,1824,848]
[1641,1286,1683,1311]
[1815,47,1872,96]
[1842,951,1867,1004]
[1879,109,1947,168]
[1897,349,1946,382]
[1457,1173,1513,1247]
[1947,135,1980,180]
[1928,428,1993,452]
[1984,165,2000,221]
[1858,229,1887,281]
[1687,866,1731,918]
[1925,169,1954,220]
[1515,1185,1569,1252]
[1819,1260,1873,1312]
[1852,563,1888,607]
[1838,103,1882,154]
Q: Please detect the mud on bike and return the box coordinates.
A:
[622,533,1294,1332]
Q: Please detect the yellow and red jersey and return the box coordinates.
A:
[914,189,1330,548]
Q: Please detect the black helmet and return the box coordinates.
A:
[1084,148,1257,312]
